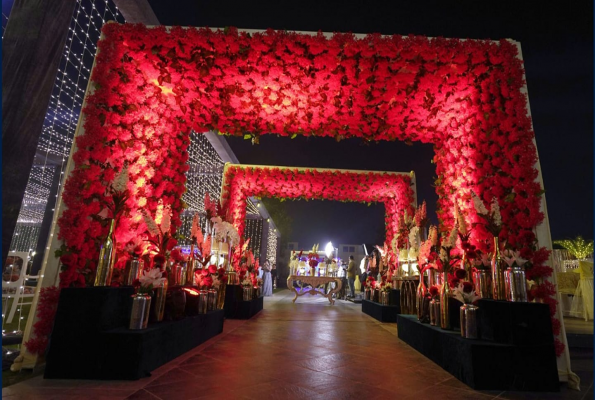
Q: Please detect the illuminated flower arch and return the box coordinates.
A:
[220,164,415,249]
[52,24,560,352]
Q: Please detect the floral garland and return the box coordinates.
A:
[24,286,61,355]
[220,165,415,259]
[49,24,558,354]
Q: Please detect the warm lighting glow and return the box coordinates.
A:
[151,79,174,95]
[183,287,199,296]
[154,201,164,225]
[325,242,334,258]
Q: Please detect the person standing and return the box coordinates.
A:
[347,255,357,298]
[360,256,368,293]
[262,260,273,296]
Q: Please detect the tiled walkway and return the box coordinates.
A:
[2,290,593,399]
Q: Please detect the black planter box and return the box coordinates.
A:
[223,285,263,319]
[397,314,559,391]
[477,299,554,345]
[389,289,400,306]
[362,299,400,322]
[44,287,224,380]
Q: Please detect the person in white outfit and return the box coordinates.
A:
[262,260,273,296]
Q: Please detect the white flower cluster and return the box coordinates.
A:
[439,247,449,263]
[112,166,129,193]
[452,283,480,304]
[142,210,160,236]
[428,226,438,246]
[161,206,171,234]
[390,235,399,255]
[447,224,458,248]
[490,197,501,228]
[471,191,488,215]
[191,212,202,241]
[409,226,420,249]
[211,217,240,248]
[502,249,527,268]
[139,268,166,289]
[455,203,467,235]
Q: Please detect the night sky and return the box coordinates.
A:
[148,0,593,247]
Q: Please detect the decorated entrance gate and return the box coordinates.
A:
[21,24,573,383]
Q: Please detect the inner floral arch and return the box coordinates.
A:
[53,24,560,352]
[220,164,416,248]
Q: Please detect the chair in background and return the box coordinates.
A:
[556,271,580,316]
[2,252,37,325]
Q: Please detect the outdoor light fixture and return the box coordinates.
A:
[325,242,334,258]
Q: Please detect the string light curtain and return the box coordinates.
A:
[244,219,263,258]
[266,230,278,264]
[178,132,263,246]
[6,0,125,253]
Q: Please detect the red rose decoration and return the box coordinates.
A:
[429,285,439,297]
[166,238,178,251]
[170,248,183,262]
[462,281,474,294]
[59,253,75,266]
[153,254,166,266]
[208,264,217,274]
[454,269,466,280]
[49,24,560,361]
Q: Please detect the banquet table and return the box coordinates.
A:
[287,275,342,305]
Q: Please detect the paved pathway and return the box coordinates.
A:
[2,289,592,399]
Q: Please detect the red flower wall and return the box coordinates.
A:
[221,165,415,251]
[51,24,560,353]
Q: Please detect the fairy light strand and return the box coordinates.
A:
[179,132,264,247]
[8,0,124,254]
[266,227,278,263]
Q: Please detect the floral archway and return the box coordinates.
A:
[47,24,562,354]
[219,164,415,251]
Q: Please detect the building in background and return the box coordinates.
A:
[337,244,366,269]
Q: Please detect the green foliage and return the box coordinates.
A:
[554,236,594,259]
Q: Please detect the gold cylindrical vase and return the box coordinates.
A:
[491,237,506,300]
[416,277,428,322]
[216,282,227,309]
[186,244,196,285]
[124,256,143,286]
[198,290,208,314]
[94,219,116,286]
[207,289,217,311]
[439,271,451,330]
[429,299,440,326]
[473,269,492,299]
[152,280,168,322]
